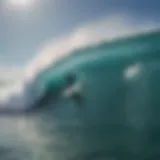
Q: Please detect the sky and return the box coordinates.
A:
[0,0,160,75]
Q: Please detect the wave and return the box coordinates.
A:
[0,14,159,112]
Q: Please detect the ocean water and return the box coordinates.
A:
[0,30,160,160]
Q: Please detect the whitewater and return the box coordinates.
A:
[0,14,159,112]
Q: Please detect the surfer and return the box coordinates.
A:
[62,74,83,105]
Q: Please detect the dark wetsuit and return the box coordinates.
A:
[64,74,83,105]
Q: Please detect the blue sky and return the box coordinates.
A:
[0,0,160,67]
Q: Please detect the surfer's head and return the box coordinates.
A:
[65,74,76,86]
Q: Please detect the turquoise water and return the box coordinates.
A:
[0,30,160,159]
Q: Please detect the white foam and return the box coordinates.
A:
[124,63,143,80]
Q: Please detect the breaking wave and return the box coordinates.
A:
[0,14,159,112]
